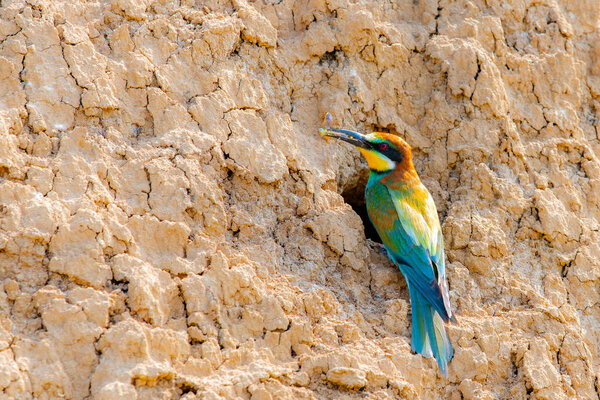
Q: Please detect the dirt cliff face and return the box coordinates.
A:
[0,0,599,399]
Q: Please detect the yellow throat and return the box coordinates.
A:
[359,148,396,172]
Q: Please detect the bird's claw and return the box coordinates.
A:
[370,241,389,257]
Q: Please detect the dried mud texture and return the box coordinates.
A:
[0,0,599,399]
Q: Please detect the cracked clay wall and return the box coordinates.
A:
[0,0,599,399]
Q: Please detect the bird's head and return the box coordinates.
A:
[320,128,413,173]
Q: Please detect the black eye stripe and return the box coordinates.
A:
[377,143,403,163]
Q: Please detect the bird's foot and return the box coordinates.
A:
[369,241,389,257]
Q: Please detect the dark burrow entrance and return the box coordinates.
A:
[349,200,382,243]
[340,179,383,244]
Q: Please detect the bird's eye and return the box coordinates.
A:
[379,143,388,150]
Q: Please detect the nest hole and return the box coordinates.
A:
[341,182,382,244]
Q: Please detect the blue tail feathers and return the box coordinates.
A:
[408,281,453,377]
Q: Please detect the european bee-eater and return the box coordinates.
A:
[320,127,455,376]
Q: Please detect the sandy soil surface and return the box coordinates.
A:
[0,0,599,399]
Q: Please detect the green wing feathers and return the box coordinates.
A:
[366,180,454,375]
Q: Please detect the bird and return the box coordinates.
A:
[319,126,456,376]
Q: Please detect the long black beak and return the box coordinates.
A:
[319,128,372,150]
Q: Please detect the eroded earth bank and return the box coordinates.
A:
[0,0,599,399]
